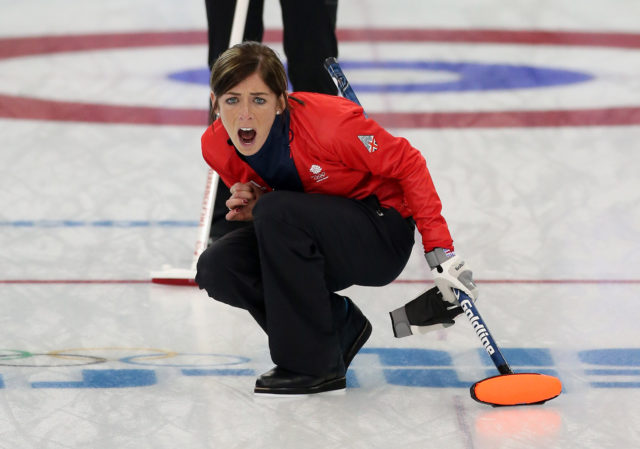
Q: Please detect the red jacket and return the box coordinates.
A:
[201,92,453,252]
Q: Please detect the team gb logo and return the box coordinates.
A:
[309,164,328,182]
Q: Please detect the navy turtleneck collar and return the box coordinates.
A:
[236,110,303,192]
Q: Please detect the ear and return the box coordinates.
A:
[277,94,286,114]
[210,92,219,117]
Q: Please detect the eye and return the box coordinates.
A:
[253,97,266,105]
[224,97,238,105]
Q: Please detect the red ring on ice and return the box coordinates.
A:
[2,29,640,128]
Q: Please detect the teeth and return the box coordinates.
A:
[240,128,254,131]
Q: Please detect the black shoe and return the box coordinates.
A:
[340,298,372,370]
[254,366,346,395]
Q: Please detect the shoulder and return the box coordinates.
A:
[201,120,231,155]
[288,92,365,142]
[289,92,363,120]
[201,120,233,167]
[201,119,228,144]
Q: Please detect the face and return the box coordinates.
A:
[213,72,284,156]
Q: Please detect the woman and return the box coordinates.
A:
[195,42,478,396]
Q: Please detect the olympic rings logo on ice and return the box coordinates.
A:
[0,347,249,368]
[0,347,638,389]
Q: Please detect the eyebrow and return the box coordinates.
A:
[225,91,270,96]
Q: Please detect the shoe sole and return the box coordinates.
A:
[344,319,372,370]
[254,376,346,396]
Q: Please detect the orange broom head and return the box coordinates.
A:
[471,373,562,406]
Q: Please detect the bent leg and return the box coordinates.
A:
[252,191,414,376]
[195,225,267,331]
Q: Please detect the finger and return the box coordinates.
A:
[230,191,254,202]
[226,206,251,221]
[227,198,249,210]
[225,207,242,220]
[229,183,251,195]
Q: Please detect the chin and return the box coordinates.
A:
[235,142,258,156]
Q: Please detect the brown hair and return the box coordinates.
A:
[210,42,288,116]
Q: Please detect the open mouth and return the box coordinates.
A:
[238,128,257,146]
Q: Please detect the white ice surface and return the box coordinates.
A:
[1,1,639,448]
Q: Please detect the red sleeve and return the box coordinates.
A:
[318,97,454,252]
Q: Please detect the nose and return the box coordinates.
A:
[238,99,252,121]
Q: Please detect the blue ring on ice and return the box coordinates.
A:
[168,60,593,93]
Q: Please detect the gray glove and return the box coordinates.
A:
[425,248,478,305]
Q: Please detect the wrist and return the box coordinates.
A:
[425,248,456,269]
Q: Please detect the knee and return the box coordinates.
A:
[195,245,232,301]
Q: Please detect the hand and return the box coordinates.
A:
[225,182,264,221]
[425,248,478,305]
[389,286,463,338]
